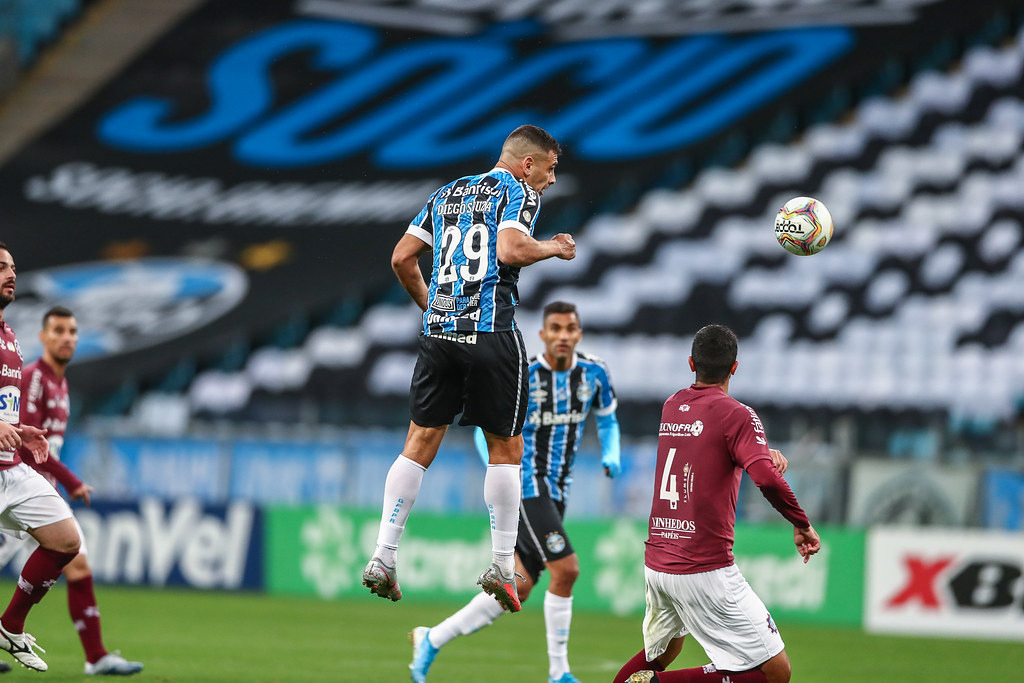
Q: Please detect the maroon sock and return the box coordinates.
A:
[1,547,77,633]
[67,575,108,664]
[657,666,768,682]
[615,650,668,683]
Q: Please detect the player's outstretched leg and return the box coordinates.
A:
[408,626,438,682]
[362,556,402,602]
[476,563,522,612]
[0,621,47,671]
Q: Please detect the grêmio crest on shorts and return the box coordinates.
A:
[406,167,540,336]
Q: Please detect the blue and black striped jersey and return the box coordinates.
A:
[406,167,541,335]
[522,352,617,503]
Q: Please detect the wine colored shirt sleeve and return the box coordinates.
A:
[745,458,810,528]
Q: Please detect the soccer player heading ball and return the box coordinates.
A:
[363,126,575,612]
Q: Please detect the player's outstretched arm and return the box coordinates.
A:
[596,412,621,478]
[794,525,821,563]
[391,233,431,311]
[496,229,575,267]
[746,457,812,532]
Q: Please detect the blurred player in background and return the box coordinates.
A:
[0,242,81,672]
[409,301,620,683]
[364,125,576,612]
[615,324,821,683]
[0,305,143,676]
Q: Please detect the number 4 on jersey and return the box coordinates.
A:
[660,447,680,510]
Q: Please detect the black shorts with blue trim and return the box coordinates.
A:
[517,494,574,583]
[409,329,529,437]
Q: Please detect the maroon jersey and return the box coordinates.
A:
[644,384,808,575]
[18,359,82,493]
[0,321,24,469]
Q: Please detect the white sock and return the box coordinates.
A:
[374,455,426,566]
[429,591,506,648]
[545,591,573,678]
[484,463,521,575]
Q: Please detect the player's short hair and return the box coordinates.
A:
[542,301,579,325]
[504,125,561,158]
[42,305,75,329]
[0,241,7,252]
[691,324,737,384]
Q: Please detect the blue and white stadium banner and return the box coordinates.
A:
[0,0,1005,400]
[0,498,263,590]
[866,526,1024,640]
[79,499,263,589]
[59,430,486,509]
[982,469,1024,530]
[61,435,230,503]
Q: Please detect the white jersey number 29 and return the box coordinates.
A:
[438,223,488,285]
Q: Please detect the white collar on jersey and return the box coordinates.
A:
[538,353,578,372]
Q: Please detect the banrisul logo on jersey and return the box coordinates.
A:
[6,259,247,364]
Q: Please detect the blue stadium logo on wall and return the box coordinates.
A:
[546,532,566,554]
[6,259,247,362]
[96,16,852,168]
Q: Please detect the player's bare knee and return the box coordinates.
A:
[761,651,792,683]
[557,563,579,586]
[58,536,81,555]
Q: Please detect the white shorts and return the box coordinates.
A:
[642,564,784,672]
[0,464,73,537]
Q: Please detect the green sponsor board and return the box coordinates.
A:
[265,507,862,625]
[734,524,864,626]
[265,506,493,602]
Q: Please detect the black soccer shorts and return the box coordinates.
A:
[409,329,529,436]
[516,494,575,583]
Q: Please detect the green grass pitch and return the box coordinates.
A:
[2,582,1020,681]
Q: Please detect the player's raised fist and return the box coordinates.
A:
[553,233,576,260]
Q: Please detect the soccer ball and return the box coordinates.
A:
[774,196,833,256]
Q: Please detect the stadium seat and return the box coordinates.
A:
[130,19,1024,456]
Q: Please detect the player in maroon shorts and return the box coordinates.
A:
[0,242,82,672]
[615,324,821,683]
[1,305,143,676]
